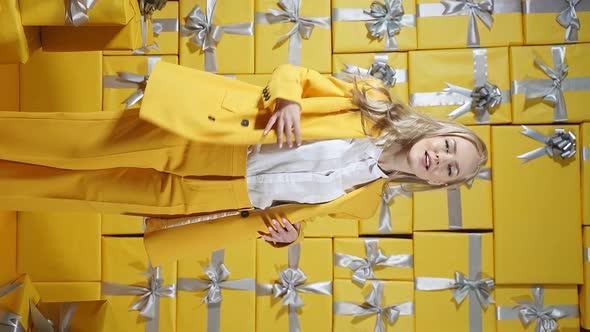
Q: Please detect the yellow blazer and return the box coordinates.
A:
[142,62,387,264]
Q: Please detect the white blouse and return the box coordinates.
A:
[246,138,389,209]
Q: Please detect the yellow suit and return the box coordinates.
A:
[0,62,385,263]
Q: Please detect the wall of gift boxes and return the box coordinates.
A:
[1,0,590,331]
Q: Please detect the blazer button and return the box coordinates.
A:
[241,119,249,127]
[263,95,270,101]
[240,210,250,218]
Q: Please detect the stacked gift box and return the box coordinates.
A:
[1,0,590,331]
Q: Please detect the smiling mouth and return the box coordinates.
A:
[424,151,431,170]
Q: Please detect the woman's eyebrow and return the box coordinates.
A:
[452,138,458,154]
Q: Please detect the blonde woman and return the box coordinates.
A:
[0,63,486,263]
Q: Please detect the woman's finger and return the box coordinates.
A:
[263,113,278,136]
[267,226,280,239]
[284,118,293,148]
[293,118,302,147]
[276,116,285,148]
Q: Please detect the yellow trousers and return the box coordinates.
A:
[0,109,251,216]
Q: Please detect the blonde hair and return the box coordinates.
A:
[350,79,488,192]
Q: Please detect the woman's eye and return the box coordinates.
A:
[448,165,452,177]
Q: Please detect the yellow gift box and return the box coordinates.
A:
[104,1,180,55]
[19,0,134,26]
[41,1,153,51]
[256,239,332,331]
[496,285,579,332]
[33,282,101,302]
[180,0,254,74]
[333,52,409,104]
[17,212,101,282]
[177,241,256,332]
[409,47,511,125]
[102,214,144,235]
[511,44,590,124]
[0,0,40,64]
[581,226,590,328]
[415,0,522,49]
[583,123,590,225]
[522,0,590,45]
[359,183,412,235]
[255,0,331,73]
[414,232,496,332]
[492,125,582,284]
[0,212,16,280]
[101,237,176,332]
[334,238,413,282]
[0,274,41,332]
[0,64,19,111]
[332,0,417,53]
[103,55,178,112]
[303,215,358,238]
[413,126,492,230]
[20,50,102,113]
[35,300,116,332]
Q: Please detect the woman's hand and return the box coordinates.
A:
[261,218,301,244]
[263,99,302,148]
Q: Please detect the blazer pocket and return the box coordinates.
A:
[220,89,263,115]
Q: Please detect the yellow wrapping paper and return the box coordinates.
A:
[33,282,101,302]
[41,1,153,51]
[177,240,255,332]
[333,52,409,104]
[102,214,144,235]
[20,50,102,113]
[36,300,116,332]
[104,1,179,56]
[0,212,16,280]
[413,126,492,230]
[333,280,415,332]
[492,125,582,284]
[332,0,417,52]
[359,183,412,235]
[255,0,331,73]
[415,0,522,49]
[256,238,332,331]
[584,123,590,225]
[510,44,590,124]
[496,285,579,332]
[408,47,511,125]
[0,274,41,332]
[180,0,254,74]
[19,0,134,26]
[581,227,590,328]
[102,55,178,112]
[303,215,358,238]
[101,237,177,332]
[523,0,590,44]
[17,212,101,282]
[414,232,495,332]
[0,0,40,64]
[0,64,19,111]
[334,238,413,281]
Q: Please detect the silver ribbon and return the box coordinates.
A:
[65,0,97,27]
[102,56,161,109]
[182,0,254,72]
[255,0,331,65]
[415,234,494,332]
[517,125,577,163]
[334,239,413,285]
[523,0,590,42]
[558,0,582,42]
[448,166,492,229]
[333,54,408,88]
[256,243,332,332]
[377,184,412,233]
[332,0,416,51]
[0,279,25,332]
[102,264,177,332]
[177,249,256,332]
[153,18,179,36]
[29,301,78,332]
[334,280,414,332]
[132,1,158,54]
[583,146,590,161]
[445,81,502,121]
[584,246,590,261]
[496,286,579,332]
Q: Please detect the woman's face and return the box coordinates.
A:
[407,135,480,184]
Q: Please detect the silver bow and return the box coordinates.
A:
[364,0,411,50]
[65,0,97,26]
[445,81,502,121]
[102,265,176,332]
[132,1,159,54]
[517,126,577,163]
[465,166,492,188]
[334,239,413,285]
[452,272,495,309]
[377,185,411,233]
[182,0,254,72]
[369,62,397,87]
[557,0,581,42]
[116,72,149,109]
[442,0,494,47]
[0,279,25,332]
[515,287,569,332]
[334,281,414,332]
[29,301,78,332]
